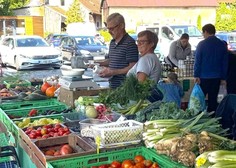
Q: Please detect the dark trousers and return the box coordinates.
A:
[200,78,221,112]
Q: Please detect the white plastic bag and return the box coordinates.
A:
[217,85,227,103]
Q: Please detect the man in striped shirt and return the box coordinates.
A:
[98,13,139,89]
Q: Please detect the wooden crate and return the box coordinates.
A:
[19,134,96,168]
[58,87,109,108]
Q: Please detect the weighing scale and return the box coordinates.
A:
[59,75,101,90]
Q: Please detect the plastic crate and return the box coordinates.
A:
[47,146,187,168]
[3,79,31,89]
[0,133,10,163]
[4,104,68,119]
[63,112,87,122]
[91,120,143,147]
[0,98,64,110]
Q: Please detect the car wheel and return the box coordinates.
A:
[15,56,21,71]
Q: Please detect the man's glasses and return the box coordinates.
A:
[136,40,149,45]
[107,24,119,31]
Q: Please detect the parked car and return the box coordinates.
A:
[45,33,67,47]
[0,35,61,70]
[216,31,236,52]
[58,35,108,62]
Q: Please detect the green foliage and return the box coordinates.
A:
[197,15,202,31]
[0,0,29,16]
[98,29,111,42]
[215,3,236,31]
[65,0,84,25]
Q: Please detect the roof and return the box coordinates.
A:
[80,0,101,14]
[217,0,235,3]
[47,6,66,16]
[103,0,218,7]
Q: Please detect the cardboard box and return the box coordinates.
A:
[58,87,109,108]
[19,134,96,168]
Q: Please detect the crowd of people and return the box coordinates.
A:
[92,12,235,116]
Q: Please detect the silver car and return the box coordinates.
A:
[0,35,62,70]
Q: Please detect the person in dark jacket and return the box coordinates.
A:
[227,50,236,94]
[194,23,228,112]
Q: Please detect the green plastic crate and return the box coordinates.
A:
[47,146,187,168]
[0,99,64,110]
[4,104,68,119]
[0,133,10,163]
[4,79,31,89]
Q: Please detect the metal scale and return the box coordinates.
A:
[59,75,100,90]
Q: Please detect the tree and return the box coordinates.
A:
[0,0,29,16]
[215,2,236,31]
[197,15,202,31]
[65,0,84,25]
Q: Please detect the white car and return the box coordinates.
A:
[0,35,62,70]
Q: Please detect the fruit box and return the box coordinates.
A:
[47,146,187,168]
[12,115,65,142]
[19,134,96,168]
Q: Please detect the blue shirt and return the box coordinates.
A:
[194,36,228,80]
[108,33,139,89]
[157,81,184,107]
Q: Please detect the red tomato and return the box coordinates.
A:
[55,123,61,128]
[60,144,73,155]
[53,150,61,156]
[42,134,49,139]
[121,160,134,168]
[150,163,159,168]
[36,130,42,136]
[134,155,145,163]
[98,165,109,168]
[111,161,121,168]
[143,160,153,168]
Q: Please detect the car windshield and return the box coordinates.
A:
[75,36,103,46]
[170,25,202,37]
[16,38,49,47]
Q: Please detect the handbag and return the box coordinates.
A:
[217,85,227,103]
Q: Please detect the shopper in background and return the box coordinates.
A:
[194,23,228,112]
[97,13,139,89]
[157,72,184,107]
[165,33,192,68]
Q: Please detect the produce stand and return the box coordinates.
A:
[1,74,235,168]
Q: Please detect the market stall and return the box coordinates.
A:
[0,64,236,168]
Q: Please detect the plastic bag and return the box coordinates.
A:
[217,85,227,103]
[188,84,206,113]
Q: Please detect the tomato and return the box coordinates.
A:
[134,155,145,163]
[150,163,159,168]
[60,144,73,155]
[44,149,55,156]
[121,160,134,168]
[135,162,145,168]
[143,160,153,168]
[53,150,61,156]
[110,161,121,168]
[41,128,48,135]
[98,165,109,168]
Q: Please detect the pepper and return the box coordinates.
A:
[28,109,38,117]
